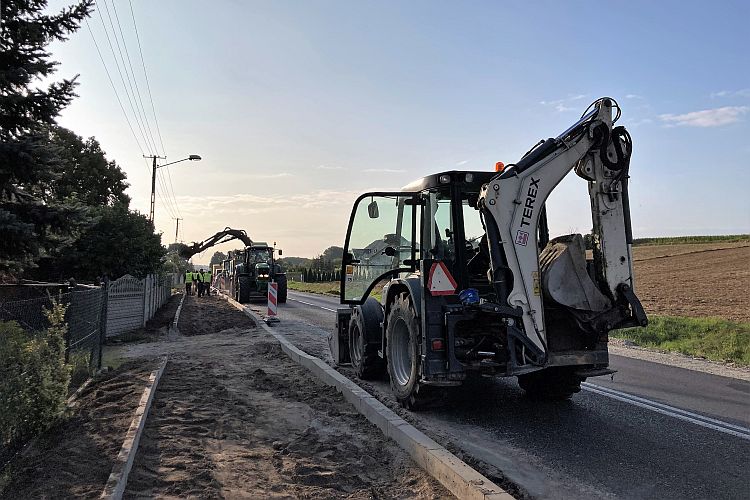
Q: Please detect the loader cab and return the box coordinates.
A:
[341,171,500,304]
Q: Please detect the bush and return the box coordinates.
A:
[0,302,70,448]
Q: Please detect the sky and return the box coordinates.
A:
[46,0,750,259]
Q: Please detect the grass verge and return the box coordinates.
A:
[287,281,384,302]
[612,316,750,366]
[288,281,339,296]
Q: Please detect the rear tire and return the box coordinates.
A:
[386,293,440,410]
[349,297,385,380]
[517,367,584,400]
[238,276,251,303]
[276,274,288,304]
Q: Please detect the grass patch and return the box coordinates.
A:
[288,281,339,296]
[612,316,750,365]
[632,234,749,246]
[287,281,384,302]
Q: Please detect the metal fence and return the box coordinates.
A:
[0,273,176,374]
[0,287,105,374]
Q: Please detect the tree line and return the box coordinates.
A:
[1,0,180,283]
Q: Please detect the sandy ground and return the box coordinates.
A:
[109,295,449,499]
[633,244,749,322]
[0,361,157,499]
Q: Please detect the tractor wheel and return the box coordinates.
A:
[238,276,251,303]
[276,274,288,304]
[349,297,385,380]
[517,367,584,401]
[386,293,441,410]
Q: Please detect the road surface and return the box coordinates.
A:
[260,291,750,499]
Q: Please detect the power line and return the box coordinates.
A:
[129,0,167,155]
[95,0,156,155]
[85,18,145,156]
[109,0,161,156]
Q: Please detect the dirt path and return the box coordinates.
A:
[0,361,157,499]
[112,295,449,499]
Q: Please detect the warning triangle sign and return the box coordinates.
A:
[428,261,457,296]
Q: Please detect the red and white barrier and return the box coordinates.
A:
[267,282,278,318]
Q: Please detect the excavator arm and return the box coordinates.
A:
[178,227,253,260]
[479,97,647,363]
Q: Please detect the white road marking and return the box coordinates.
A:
[288,294,750,441]
[288,295,336,312]
[583,382,750,441]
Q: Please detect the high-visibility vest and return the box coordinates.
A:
[185,272,193,283]
[203,272,212,284]
[193,272,201,282]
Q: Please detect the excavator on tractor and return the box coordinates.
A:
[330,97,648,408]
[179,227,288,304]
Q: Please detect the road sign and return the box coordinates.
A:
[428,261,457,296]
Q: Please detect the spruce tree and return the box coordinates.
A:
[0,0,93,277]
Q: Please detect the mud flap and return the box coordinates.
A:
[330,307,352,365]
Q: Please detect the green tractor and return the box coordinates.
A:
[232,242,288,304]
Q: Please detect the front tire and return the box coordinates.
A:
[386,293,439,409]
[238,276,251,303]
[349,297,385,380]
[276,274,288,304]
[517,367,584,400]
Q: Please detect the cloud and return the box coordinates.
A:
[363,168,406,173]
[659,106,749,127]
[455,160,469,166]
[316,164,344,170]
[176,189,362,216]
[242,172,293,179]
[625,94,644,99]
[711,89,750,99]
[539,94,587,112]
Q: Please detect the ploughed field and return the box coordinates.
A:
[632,241,749,322]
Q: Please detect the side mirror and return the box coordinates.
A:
[382,246,396,257]
[278,249,283,256]
[367,199,379,219]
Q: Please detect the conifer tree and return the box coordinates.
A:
[0,0,93,276]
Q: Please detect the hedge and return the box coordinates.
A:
[0,302,70,450]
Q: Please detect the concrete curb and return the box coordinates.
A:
[100,357,168,500]
[169,292,187,336]
[220,293,513,500]
[66,377,94,407]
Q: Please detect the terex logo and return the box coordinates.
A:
[520,177,540,227]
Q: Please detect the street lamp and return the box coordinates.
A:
[144,154,202,222]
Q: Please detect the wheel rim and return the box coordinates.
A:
[351,323,363,366]
[390,317,412,387]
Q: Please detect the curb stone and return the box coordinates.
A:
[100,357,168,500]
[219,292,514,500]
[169,292,187,337]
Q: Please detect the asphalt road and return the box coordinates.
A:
[270,291,750,499]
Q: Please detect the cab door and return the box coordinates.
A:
[341,192,419,304]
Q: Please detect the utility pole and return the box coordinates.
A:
[174,217,183,243]
[143,154,201,224]
[144,154,166,222]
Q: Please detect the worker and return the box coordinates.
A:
[203,269,213,296]
[196,268,206,297]
[185,269,194,296]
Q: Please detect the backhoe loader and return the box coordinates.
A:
[330,97,647,407]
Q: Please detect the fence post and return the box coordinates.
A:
[98,278,109,370]
[141,275,148,327]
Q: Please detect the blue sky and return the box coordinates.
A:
[48,0,750,257]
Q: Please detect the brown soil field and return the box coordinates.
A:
[115,295,449,499]
[632,241,750,261]
[633,243,750,322]
[0,361,157,499]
